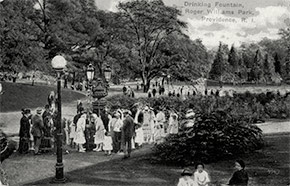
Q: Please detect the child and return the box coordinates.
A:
[103,132,113,155]
[194,163,210,186]
[177,168,197,186]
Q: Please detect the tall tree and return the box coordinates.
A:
[249,49,264,82]
[228,45,238,71]
[263,53,275,82]
[209,42,225,81]
[274,53,281,75]
[117,0,187,92]
[0,0,47,71]
[284,48,290,79]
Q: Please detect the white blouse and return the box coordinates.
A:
[194,171,210,186]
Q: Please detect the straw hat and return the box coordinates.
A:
[123,110,132,115]
[36,108,42,114]
[181,168,193,176]
[185,109,195,118]
[114,111,121,117]
[144,106,149,111]
[91,113,98,119]
[171,113,178,119]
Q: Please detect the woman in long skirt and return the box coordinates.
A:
[168,112,179,134]
[69,118,76,148]
[93,114,105,152]
[74,113,87,152]
[142,106,152,143]
[18,109,31,154]
[134,108,144,147]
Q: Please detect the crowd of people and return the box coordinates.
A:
[17,93,183,159]
[67,102,181,158]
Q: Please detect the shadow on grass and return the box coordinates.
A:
[23,134,290,186]
[24,154,179,186]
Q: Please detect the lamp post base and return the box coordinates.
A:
[51,177,67,184]
[51,163,66,184]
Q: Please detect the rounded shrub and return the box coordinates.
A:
[152,110,264,165]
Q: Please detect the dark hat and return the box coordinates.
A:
[181,168,193,176]
[236,159,246,169]
[79,107,85,113]
[22,108,31,115]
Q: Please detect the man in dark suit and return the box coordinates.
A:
[31,108,44,155]
[121,110,135,159]
[18,109,31,154]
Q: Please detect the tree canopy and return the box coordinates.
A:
[0,0,289,85]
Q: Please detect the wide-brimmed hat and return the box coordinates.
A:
[114,111,121,117]
[185,109,195,118]
[22,108,31,115]
[144,106,149,111]
[36,108,42,114]
[123,110,132,115]
[171,113,178,119]
[181,168,193,176]
[236,159,246,169]
[91,113,98,119]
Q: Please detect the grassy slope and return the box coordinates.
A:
[0,82,85,112]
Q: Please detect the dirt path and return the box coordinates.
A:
[256,121,290,134]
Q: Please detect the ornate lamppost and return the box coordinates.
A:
[86,64,112,116]
[51,55,67,183]
[86,63,95,84]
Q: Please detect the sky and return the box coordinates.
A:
[95,0,290,48]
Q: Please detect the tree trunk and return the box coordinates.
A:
[142,78,151,93]
[162,77,165,86]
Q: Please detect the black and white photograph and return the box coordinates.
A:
[0,0,290,185]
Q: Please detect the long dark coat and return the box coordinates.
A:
[18,115,30,153]
[122,116,135,140]
[19,116,30,139]
[31,114,44,137]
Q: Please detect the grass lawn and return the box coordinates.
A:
[7,133,289,186]
[0,82,85,112]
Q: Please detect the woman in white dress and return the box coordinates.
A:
[74,113,86,152]
[142,106,151,143]
[149,108,156,143]
[168,113,179,134]
[93,114,105,152]
[134,108,144,147]
[103,132,113,155]
[69,118,76,148]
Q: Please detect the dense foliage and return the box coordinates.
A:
[107,93,290,164]
[106,92,290,121]
[106,93,273,164]
[0,0,210,90]
[1,0,289,87]
[152,111,264,165]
